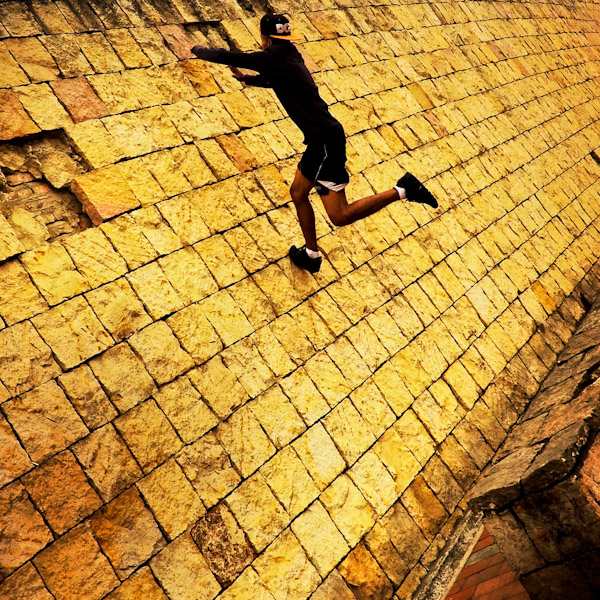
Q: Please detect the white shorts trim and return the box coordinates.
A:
[316,180,348,192]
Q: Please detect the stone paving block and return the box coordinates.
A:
[32,296,112,369]
[40,34,93,78]
[0,214,24,260]
[89,343,156,412]
[349,450,399,517]
[65,119,124,169]
[226,473,289,553]
[291,499,349,577]
[131,205,183,256]
[216,404,275,478]
[151,532,221,600]
[22,450,102,535]
[0,320,60,397]
[253,528,321,600]
[137,459,204,540]
[0,562,54,600]
[73,424,141,502]
[339,543,394,600]
[320,474,376,547]
[196,235,248,287]
[0,414,33,486]
[58,365,116,429]
[104,567,168,600]
[364,523,410,588]
[4,380,88,464]
[16,83,72,130]
[191,503,256,586]
[115,399,182,473]
[153,375,218,444]
[4,37,59,82]
[250,385,306,449]
[0,41,29,88]
[91,486,165,580]
[0,482,53,578]
[324,398,376,465]
[72,165,140,225]
[304,351,352,407]
[176,432,240,508]
[34,523,119,600]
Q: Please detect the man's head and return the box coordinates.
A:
[260,14,301,48]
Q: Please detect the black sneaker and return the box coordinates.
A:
[397,172,438,209]
[289,245,322,273]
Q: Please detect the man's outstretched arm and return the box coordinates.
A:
[192,46,272,87]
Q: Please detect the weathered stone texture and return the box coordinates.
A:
[1,0,600,597]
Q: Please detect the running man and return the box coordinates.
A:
[192,13,438,273]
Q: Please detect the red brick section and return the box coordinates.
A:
[446,528,531,600]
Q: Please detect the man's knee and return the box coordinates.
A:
[328,207,351,227]
[290,182,309,204]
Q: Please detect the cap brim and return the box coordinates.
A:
[269,34,302,41]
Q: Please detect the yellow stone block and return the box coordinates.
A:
[170,144,216,189]
[320,474,376,546]
[86,277,152,342]
[167,304,223,364]
[163,100,210,142]
[31,296,112,369]
[195,235,247,288]
[131,201,184,257]
[0,41,29,87]
[64,119,123,169]
[71,165,140,225]
[304,351,351,407]
[253,529,321,600]
[88,343,156,413]
[103,112,159,158]
[260,446,319,518]
[16,83,72,130]
[100,214,158,270]
[0,215,23,263]
[126,261,183,319]
[190,96,239,137]
[217,567,274,600]
[150,533,220,600]
[291,500,349,577]
[129,321,194,385]
[105,29,151,69]
[348,451,398,517]
[154,376,218,445]
[137,460,204,540]
[188,356,248,420]
[195,138,239,180]
[252,326,295,378]
[119,158,166,207]
[323,399,376,465]
[143,150,192,197]
[176,432,239,507]
[0,260,48,325]
[374,428,422,494]
[350,379,395,438]
[62,228,128,289]
[0,321,61,397]
[159,247,218,305]
[250,385,305,449]
[394,410,436,466]
[252,263,301,316]
[225,227,269,275]
[225,474,289,552]
[221,338,275,398]
[325,336,371,389]
[216,405,275,477]
[200,290,253,346]
[219,90,264,129]
[76,32,124,73]
[288,302,334,352]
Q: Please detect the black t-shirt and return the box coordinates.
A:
[192,43,343,142]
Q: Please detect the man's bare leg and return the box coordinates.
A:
[290,169,318,250]
[319,187,400,227]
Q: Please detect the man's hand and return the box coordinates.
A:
[229,66,247,87]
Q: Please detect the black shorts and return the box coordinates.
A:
[298,126,350,195]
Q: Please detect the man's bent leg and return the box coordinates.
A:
[290,169,318,251]
[319,187,399,227]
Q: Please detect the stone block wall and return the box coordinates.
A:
[2,1,600,599]
[468,296,600,599]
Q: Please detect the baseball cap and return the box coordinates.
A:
[260,14,302,41]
